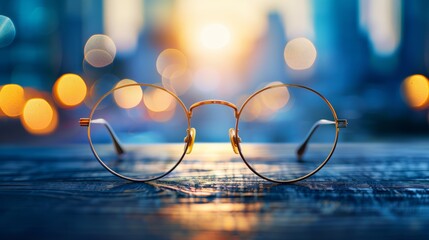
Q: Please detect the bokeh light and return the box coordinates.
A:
[199,23,231,50]
[402,74,429,109]
[157,49,193,96]
[162,68,193,96]
[143,88,176,113]
[284,37,317,70]
[260,82,290,111]
[84,34,116,68]
[113,79,142,109]
[21,98,58,135]
[0,84,25,117]
[156,49,188,77]
[176,1,267,66]
[240,94,263,122]
[240,82,290,122]
[53,74,87,108]
[0,15,16,48]
[84,74,119,109]
[147,107,176,122]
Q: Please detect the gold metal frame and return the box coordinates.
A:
[80,83,347,183]
[236,84,347,183]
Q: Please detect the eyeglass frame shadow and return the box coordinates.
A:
[80,83,347,183]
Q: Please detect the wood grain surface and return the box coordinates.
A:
[0,142,428,239]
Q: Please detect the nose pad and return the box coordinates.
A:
[184,128,196,154]
[229,128,240,154]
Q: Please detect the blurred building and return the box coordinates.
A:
[0,0,428,144]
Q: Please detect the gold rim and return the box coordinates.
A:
[87,83,190,182]
[235,83,340,183]
[84,82,344,183]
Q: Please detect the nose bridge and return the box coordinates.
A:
[187,99,240,155]
[189,100,238,118]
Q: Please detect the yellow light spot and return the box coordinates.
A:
[143,88,176,113]
[0,84,25,117]
[113,79,142,109]
[284,37,317,70]
[156,49,187,78]
[402,74,429,109]
[84,34,116,68]
[53,74,87,108]
[199,23,231,50]
[21,98,58,135]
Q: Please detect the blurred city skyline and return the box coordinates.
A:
[0,0,428,144]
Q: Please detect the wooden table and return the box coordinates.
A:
[0,142,428,239]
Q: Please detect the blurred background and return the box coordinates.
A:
[0,0,428,145]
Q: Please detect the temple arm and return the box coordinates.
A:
[296,119,347,160]
[80,118,125,155]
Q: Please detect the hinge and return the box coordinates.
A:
[79,118,90,127]
[337,119,348,128]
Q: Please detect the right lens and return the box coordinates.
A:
[237,84,338,182]
[88,83,189,181]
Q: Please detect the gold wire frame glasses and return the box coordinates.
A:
[80,83,347,183]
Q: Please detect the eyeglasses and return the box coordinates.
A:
[80,83,347,183]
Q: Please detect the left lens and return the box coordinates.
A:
[88,83,189,181]
[236,84,339,182]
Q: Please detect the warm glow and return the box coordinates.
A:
[113,79,143,109]
[53,73,87,107]
[176,0,267,66]
[284,37,317,70]
[143,88,176,113]
[160,202,263,232]
[199,23,231,50]
[21,98,58,135]
[0,84,25,117]
[84,34,116,68]
[402,74,429,109]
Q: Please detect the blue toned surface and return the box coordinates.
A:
[0,143,428,239]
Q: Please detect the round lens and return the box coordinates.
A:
[88,83,189,181]
[237,84,338,182]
